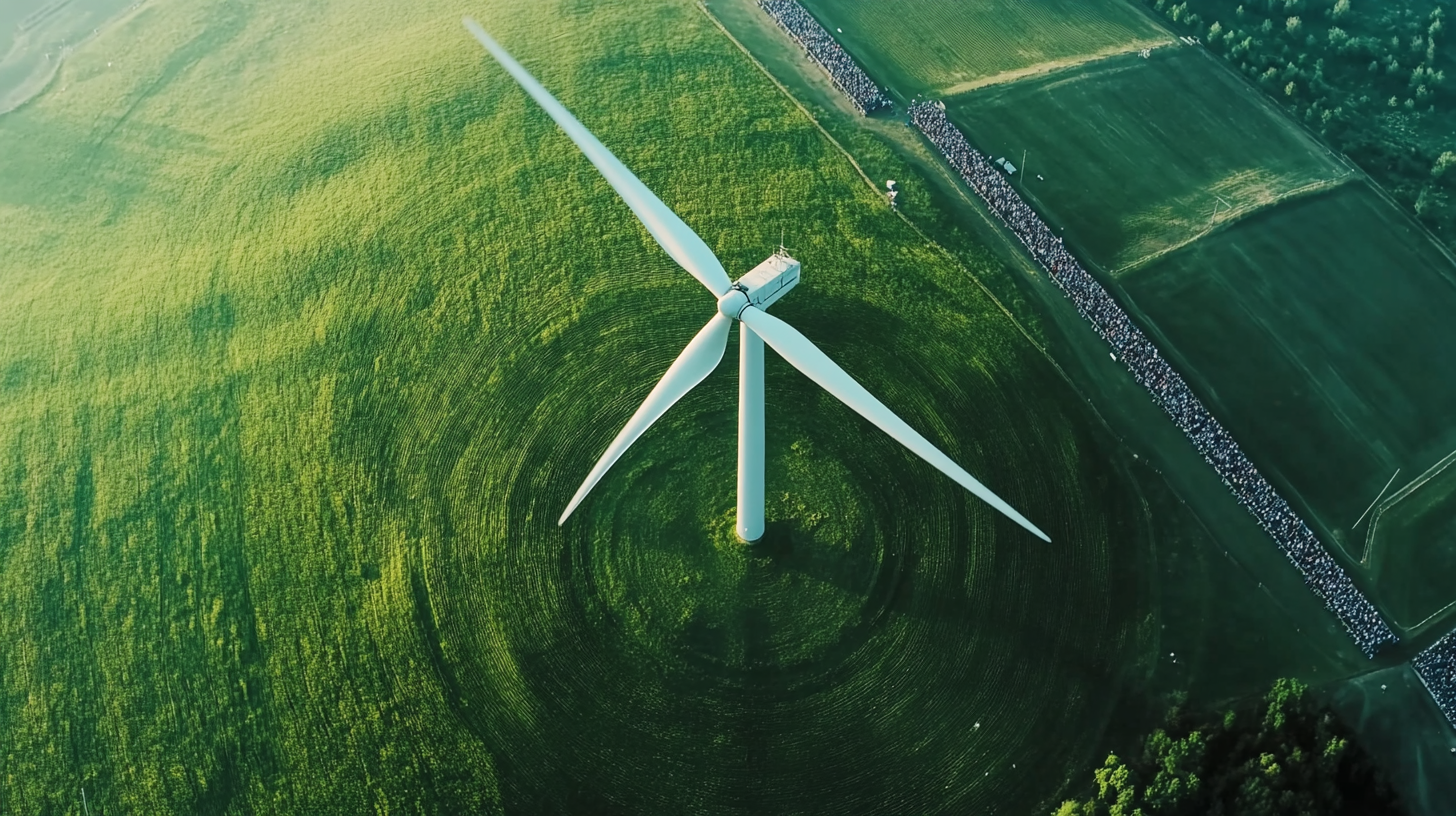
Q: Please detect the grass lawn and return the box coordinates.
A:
[945,46,1349,274]
[0,0,1154,812]
[1122,182,1456,564]
[796,0,1168,98]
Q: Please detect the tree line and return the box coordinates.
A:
[1144,0,1456,248]
[1051,678,1405,815]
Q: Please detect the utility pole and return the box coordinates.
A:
[1021,149,1027,187]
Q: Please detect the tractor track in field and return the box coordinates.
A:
[1111,175,1356,279]
[934,38,1175,101]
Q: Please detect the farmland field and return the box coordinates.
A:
[0,0,138,113]
[1367,453,1456,629]
[945,46,1349,273]
[1122,181,1456,569]
[795,0,1168,98]
[0,0,1155,813]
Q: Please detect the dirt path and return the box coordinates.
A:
[934,37,1175,100]
[1110,175,1355,279]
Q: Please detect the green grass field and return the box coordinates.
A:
[945,46,1349,273]
[713,4,1456,807]
[1329,665,1456,816]
[795,0,1168,97]
[0,0,1157,812]
[1367,453,1456,629]
[1122,182,1456,570]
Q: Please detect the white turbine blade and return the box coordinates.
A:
[739,306,1051,542]
[463,18,732,297]
[559,312,733,525]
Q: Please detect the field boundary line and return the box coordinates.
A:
[699,4,881,194]
[701,1,1135,445]
[1187,47,1456,281]
[1388,596,1456,639]
[1361,173,1456,281]
[1381,448,1456,514]
[1,0,157,119]
[0,48,63,118]
[1352,468,1401,531]
[934,37,1175,101]
[1110,175,1354,278]
[1362,446,1456,568]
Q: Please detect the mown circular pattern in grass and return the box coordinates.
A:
[395,260,1148,813]
[0,0,1149,811]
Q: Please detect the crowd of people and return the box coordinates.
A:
[907,101,1400,659]
[1415,633,1456,726]
[758,0,891,115]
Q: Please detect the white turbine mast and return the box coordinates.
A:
[464,19,1050,543]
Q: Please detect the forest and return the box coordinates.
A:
[1144,0,1456,248]
[1053,679,1405,815]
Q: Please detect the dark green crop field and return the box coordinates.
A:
[946,46,1349,274]
[1122,182,1456,568]
[1367,453,1456,629]
[796,0,1168,97]
[0,0,1156,813]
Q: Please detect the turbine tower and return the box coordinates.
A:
[464,19,1050,543]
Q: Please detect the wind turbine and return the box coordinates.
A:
[464,18,1050,543]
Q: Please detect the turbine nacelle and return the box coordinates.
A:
[718,253,801,320]
[736,252,801,313]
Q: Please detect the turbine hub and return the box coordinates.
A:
[717,287,751,320]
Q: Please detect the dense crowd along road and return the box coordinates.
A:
[758,0,892,115]
[907,101,1399,660]
[1415,633,1456,727]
